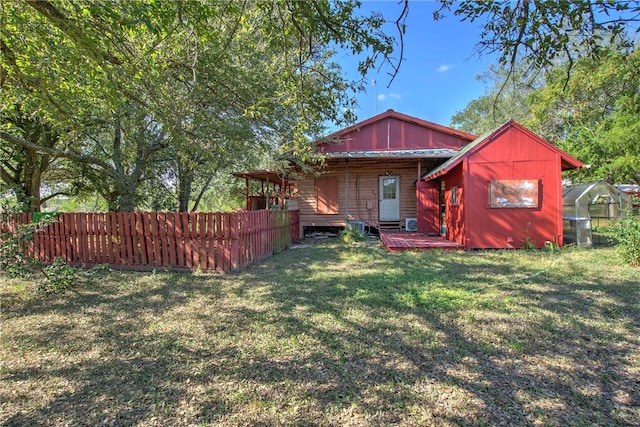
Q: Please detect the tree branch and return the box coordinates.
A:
[0,131,115,177]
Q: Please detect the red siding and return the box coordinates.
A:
[320,115,474,153]
[461,128,563,249]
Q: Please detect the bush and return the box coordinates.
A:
[39,257,77,293]
[1,201,76,292]
[338,225,367,244]
[0,202,39,277]
[600,211,640,266]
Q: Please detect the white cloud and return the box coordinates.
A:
[377,93,401,102]
[436,64,455,72]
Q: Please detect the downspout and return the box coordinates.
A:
[558,153,565,246]
[463,157,470,249]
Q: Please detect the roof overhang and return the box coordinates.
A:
[232,169,291,183]
[324,149,458,160]
[561,156,584,171]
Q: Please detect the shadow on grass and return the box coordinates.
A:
[232,242,640,425]
[1,241,638,425]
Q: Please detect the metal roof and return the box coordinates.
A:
[324,148,458,159]
[232,169,290,183]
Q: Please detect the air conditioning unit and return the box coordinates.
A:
[348,220,365,234]
[405,218,418,232]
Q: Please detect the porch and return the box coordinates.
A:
[380,231,465,252]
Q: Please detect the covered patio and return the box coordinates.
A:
[232,169,294,211]
[380,231,465,252]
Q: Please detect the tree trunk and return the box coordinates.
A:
[177,170,193,212]
[190,174,214,212]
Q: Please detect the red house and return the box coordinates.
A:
[298,110,476,232]
[235,111,583,249]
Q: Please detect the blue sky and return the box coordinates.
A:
[335,1,498,128]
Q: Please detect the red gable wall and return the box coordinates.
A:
[319,111,476,153]
[462,126,565,249]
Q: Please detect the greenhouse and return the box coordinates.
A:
[562,180,632,248]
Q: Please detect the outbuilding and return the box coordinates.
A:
[421,120,583,249]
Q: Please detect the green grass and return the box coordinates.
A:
[1,241,639,426]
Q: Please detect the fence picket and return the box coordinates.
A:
[198,213,207,271]
[206,213,215,271]
[216,212,224,272]
[140,212,155,265]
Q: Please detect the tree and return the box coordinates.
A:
[528,47,640,184]
[436,0,640,80]
[1,0,408,212]
[0,104,66,212]
[450,64,540,135]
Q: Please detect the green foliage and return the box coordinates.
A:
[450,64,538,134]
[529,47,640,184]
[1,201,76,292]
[338,225,367,244]
[39,257,77,293]
[600,212,640,266]
[0,105,67,212]
[0,202,40,277]
[520,222,538,250]
[1,0,407,212]
[436,1,639,77]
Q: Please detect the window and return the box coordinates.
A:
[451,186,458,206]
[316,177,338,214]
[489,180,539,208]
[381,177,397,200]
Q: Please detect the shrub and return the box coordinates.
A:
[0,202,39,277]
[339,225,367,244]
[600,210,640,266]
[1,201,76,292]
[40,257,77,293]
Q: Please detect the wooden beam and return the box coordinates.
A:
[245,177,249,210]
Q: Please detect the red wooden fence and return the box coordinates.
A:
[0,210,300,273]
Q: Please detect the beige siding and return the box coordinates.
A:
[296,159,443,230]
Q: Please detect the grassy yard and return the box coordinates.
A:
[1,241,639,426]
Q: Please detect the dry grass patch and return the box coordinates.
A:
[1,242,639,426]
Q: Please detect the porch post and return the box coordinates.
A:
[345,158,350,223]
[281,175,285,210]
[245,177,249,210]
[266,175,270,209]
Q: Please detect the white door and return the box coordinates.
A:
[379,176,400,221]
